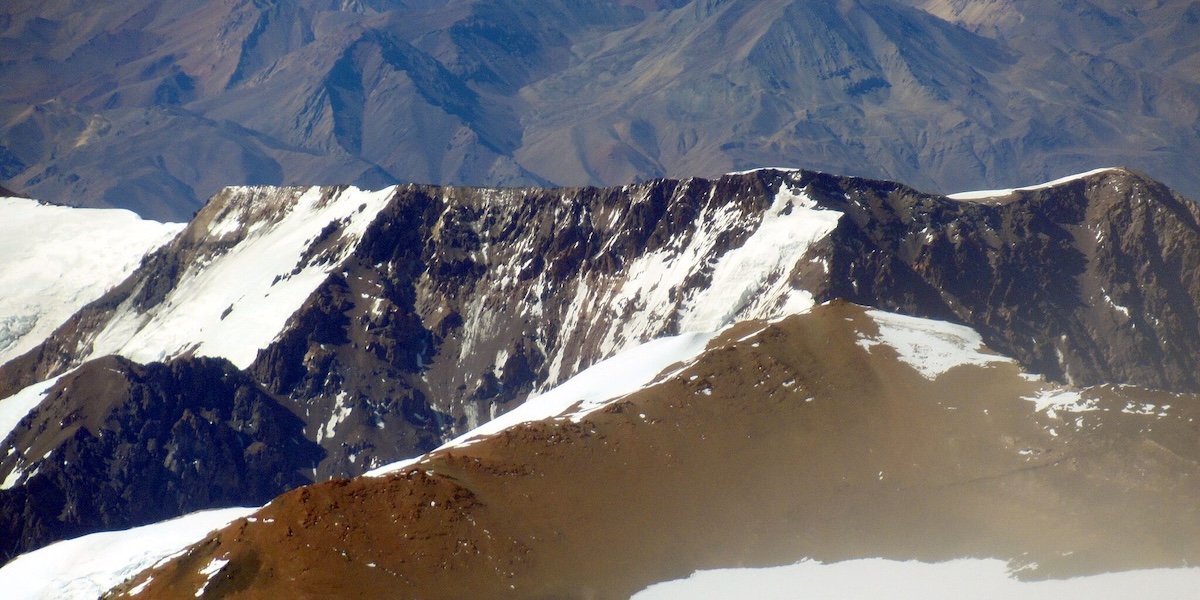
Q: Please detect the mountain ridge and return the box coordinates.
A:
[3,0,1198,220]
[99,303,1200,599]
[1,166,1198,568]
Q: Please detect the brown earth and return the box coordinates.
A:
[110,302,1200,599]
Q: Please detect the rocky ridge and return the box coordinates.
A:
[2,166,1199,564]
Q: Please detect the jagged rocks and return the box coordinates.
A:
[4,166,1200,566]
[807,168,1200,391]
[0,356,320,564]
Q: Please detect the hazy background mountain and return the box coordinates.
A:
[1,0,1198,220]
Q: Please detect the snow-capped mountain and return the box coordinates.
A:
[1,166,1199,584]
[22,302,1199,600]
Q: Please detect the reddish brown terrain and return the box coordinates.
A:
[109,303,1200,599]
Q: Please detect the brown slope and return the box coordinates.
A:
[111,302,1200,600]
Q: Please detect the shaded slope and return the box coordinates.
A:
[0,355,320,563]
[109,303,1200,599]
[808,167,1200,391]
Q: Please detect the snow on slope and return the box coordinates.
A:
[368,329,717,476]
[86,186,395,369]
[632,557,1200,600]
[9,304,1185,595]
[0,507,255,600]
[947,167,1117,200]
[543,181,841,386]
[0,198,183,367]
[857,309,1013,379]
[0,374,66,487]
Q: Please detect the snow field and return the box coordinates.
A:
[0,198,184,366]
[86,185,396,369]
[947,167,1118,200]
[631,557,1200,600]
[857,309,1013,379]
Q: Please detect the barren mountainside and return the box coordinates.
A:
[106,304,1200,599]
[1,167,1199,580]
[2,0,1198,220]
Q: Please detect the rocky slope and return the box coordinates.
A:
[2,0,1198,220]
[0,356,320,561]
[1,166,1198,565]
[102,303,1200,599]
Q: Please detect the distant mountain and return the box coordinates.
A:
[1,166,1199,570]
[2,0,1198,220]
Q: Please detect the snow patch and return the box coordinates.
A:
[1023,389,1098,416]
[858,310,1012,379]
[195,556,229,597]
[0,374,65,450]
[318,392,353,443]
[948,168,1118,200]
[0,506,254,600]
[632,557,1200,600]
[724,167,802,175]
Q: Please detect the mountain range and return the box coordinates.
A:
[2,0,1199,221]
[1,166,1200,597]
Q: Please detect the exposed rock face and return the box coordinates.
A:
[809,168,1200,391]
[3,0,1199,220]
[3,166,1199,564]
[105,304,1200,600]
[0,355,320,564]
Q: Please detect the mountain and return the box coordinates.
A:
[0,196,182,367]
[2,0,1198,220]
[94,302,1200,599]
[1,166,1199,572]
[9,301,1200,598]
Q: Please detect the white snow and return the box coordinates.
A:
[0,374,64,450]
[0,198,183,368]
[86,186,395,369]
[858,310,1012,379]
[725,167,802,175]
[0,506,255,600]
[678,185,840,332]
[632,558,1200,600]
[318,392,353,443]
[948,168,1118,200]
[536,181,841,387]
[1102,293,1131,318]
[1023,389,1098,416]
[366,330,716,477]
[194,556,230,597]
